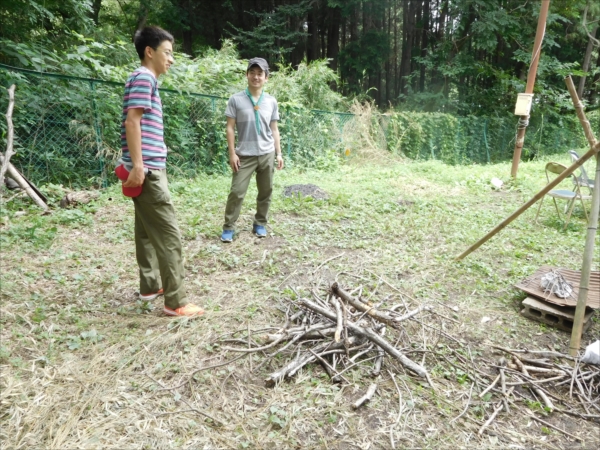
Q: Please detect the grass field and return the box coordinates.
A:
[1,155,599,449]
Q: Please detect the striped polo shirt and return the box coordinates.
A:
[120,67,167,170]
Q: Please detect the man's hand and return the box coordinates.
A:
[123,166,145,187]
[276,154,284,170]
[229,153,241,172]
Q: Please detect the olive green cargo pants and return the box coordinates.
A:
[132,169,186,309]
[223,152,275,231]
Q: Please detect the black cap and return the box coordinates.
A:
[247,57,269,75]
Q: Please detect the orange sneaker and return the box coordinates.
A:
[140,288,164,301]
[163,303,205,317]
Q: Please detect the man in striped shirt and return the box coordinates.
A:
[119,26,203,317]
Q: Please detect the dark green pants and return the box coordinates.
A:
[223,152,275,231]
[132,169,186,309]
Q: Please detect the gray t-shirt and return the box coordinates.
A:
[225,90,279,156]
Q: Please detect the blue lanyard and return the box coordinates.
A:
[245,88,264,135]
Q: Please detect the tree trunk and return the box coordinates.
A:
[393,0,399,102]
[385,0,392,105]
[183,29,193,55]
[578,26,598,99]
[133,2,149,39]
[591,50,600,106]
[92,0,102,25]
[399,0,415,96]
[419,0,430,93]
[326,5,341,71]
[307,3,319,62]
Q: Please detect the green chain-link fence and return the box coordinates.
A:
[0,64,595,188]
[0,64,353,187]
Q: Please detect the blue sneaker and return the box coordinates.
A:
[253,225,267,238]
[221,229,234,242]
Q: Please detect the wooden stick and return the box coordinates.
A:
[570,153,600,355]
[513,357,554,411]
[449,382,474,423]
[479,373,500,398]
[299,298,429,379]
[491,346,576,361]
[478,402,504,435]
[313,253,344,274]
[565,75,600,356]
[505,375,566,387]
[332,283,398,328]
[0,155,48,210]
[497,357,509,413]
[565,76,598,148]
[555,408,600,422]
[392,305,430,322]
[457,140,600,260]
[308,349,349,384]
[331,295,343,342]
[529,413,583,442]
[0,85,15,182]
[352,383,378,409]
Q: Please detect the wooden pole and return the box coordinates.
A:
[510,0,551,178]
[565,76,597,147]
[456,142,600,260]
[0,84,15,182]
[0,154,48,210]
[570,154,600,356]
[457,75,600,261]
[565,76,599,356]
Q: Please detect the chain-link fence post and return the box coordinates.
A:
[484,118,490,163]
[90,81,107,187]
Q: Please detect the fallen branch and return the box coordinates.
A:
[528,413,582,442]
[478,402,504,435]
[513,357,554,412]
[352,383,378,409]
[331,295,343,342]
[331,282,398,328]
[479,373,500,398]
[450,382,474,423]
[0,155,47,210]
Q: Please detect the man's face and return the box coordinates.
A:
[246,66,267,89]
[149,40,174,75]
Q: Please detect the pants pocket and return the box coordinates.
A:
[138,172,170,204]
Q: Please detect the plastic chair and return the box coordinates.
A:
[534,161,591,229]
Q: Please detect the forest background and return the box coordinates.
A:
[0,0,599,186]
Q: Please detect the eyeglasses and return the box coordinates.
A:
[163,50,174,58]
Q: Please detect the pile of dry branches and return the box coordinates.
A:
[217,275,599,434]
[468,346,600,437]
[221,281,435,408]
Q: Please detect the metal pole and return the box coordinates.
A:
[510,0,551,178]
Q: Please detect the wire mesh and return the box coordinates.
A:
[0,64,596,188]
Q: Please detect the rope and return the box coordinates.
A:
[518,117,529,129]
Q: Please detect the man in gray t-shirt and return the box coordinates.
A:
[221,58,284,242]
